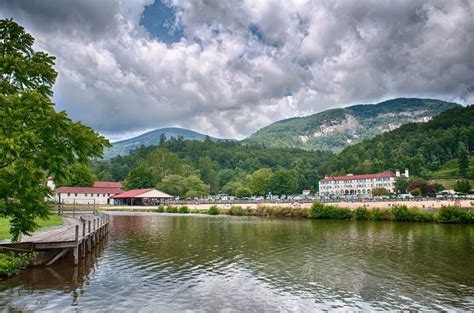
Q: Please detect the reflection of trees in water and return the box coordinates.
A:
[109,214,473,305]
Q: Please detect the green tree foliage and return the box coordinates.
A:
[372,187,389,196]
[235,187,251,198]
[394,176,410,194]
[249,168,273,195]
[61,163,96,187]
[458,142,469,178]
[330,106,474,177]
[453,179,471,193]
[124,166,155,190]
[198,156,218,194]
[0,19,109,241]
[270,170,298,195]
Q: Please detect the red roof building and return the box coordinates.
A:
[93,181,123,188]
[319,169,409,196]
[111,188,173,206]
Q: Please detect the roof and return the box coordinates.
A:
[111,188,173,199]
[55,186,124,194]
[93,181,123,188]
[320,172,395,182]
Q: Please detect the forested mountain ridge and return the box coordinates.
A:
[93,138,335,196]
[104,127,229,159]
[329,105,474,178]
[245,98,459,151]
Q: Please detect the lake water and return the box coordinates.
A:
[0,213,473,311]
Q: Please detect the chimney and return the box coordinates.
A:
[395,169,400,177]
[404,168,409,177]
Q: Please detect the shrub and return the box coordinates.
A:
[166,206,178,213]
[454,179,471,194]
[390,205,413,222]
[208,205,220,215]
[354,207,370,220]
[410,208,434,222]
[229,206,245,216]
[437,206,467,223]
[0,252,34,277]
[369,208,388,221]
[372,187,389,196]
[410,188,421,197]
[178,206,190,214]
[156,205,165,213]
[310,202,353,220]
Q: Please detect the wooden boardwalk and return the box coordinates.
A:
[0,212,109,266]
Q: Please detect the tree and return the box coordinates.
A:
[198,156,218,194]
[61,163,96,187]
[458,142,469,178]
[183,175,209,196]
[157,174,186,196]
[410,188,421,197]
[270,170,298,195]
[249,168,273,195]
[235,187,251,198]
[372,187,389,196]
[394,177,409,194]
[0,19,109,241]
[124,166,155,190]
[407,179,437,196]
[454,179,471,193]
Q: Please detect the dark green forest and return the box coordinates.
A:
[92,105,473,196]
[330,105,474,178]
[92,139,334,196]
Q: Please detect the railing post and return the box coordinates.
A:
[82,222,86,237]
[88,220,91,234]
[93,219,96,231]
[75,225,79,242]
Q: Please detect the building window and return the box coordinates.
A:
[67,193,70,197]
[97,194,100,197]
[103,194,106,197]
[75,193,78,197]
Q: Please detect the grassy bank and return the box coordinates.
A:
[113,203,474,224]
[0,215,64,241]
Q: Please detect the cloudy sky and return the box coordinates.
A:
[1,0,473,141]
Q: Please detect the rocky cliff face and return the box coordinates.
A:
[244,98,459,151]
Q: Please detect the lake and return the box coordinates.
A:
[0,213,473,311]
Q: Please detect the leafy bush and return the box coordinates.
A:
[390,205,413,222]
[354,207,370,220]
[0,252,34,277]
[437,206,467,223]
[156,205,165,213]
[369,208,387,221]
[410,208,434,222]
[178,206,190,214]
[208,205,220,215]
[310,202,353,219]
[166,206,178,213]
[454,179,471,194]
[229,206,245,216]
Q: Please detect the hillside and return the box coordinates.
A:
[245,98,459,151]
[104,127,227,159]
[329,105,474,178]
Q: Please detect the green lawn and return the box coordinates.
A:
[432,157,474,179]
[0,215,64,240]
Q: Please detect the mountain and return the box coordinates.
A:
[104,127,227,159]
[244,98,460,151]
[330,105,474,178]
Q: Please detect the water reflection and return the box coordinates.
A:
[0,213,472,311]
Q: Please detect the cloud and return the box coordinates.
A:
[0,0,473,140]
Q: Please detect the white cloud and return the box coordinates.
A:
[0,0,473,140]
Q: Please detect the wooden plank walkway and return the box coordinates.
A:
[0,211,109,266]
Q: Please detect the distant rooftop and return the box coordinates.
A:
[320,172,394,182]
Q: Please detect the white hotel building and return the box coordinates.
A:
[319,169,409,196]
